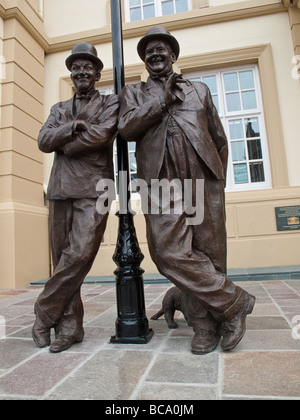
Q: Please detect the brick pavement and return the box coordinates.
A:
[0,280,300,400]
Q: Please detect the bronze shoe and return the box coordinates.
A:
[49,333,84,353]
[221,294,256,351]
[191,330,220,355]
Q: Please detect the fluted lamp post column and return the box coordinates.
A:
[109,0,154,344]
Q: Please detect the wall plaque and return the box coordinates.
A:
[275,205,300,231]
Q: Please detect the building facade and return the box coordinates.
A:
[0,0,300,289]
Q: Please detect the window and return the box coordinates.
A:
[187,66,271,191]
[124,0,192,22]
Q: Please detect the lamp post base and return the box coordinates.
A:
[110,329,154,345]
[111,212,154,345]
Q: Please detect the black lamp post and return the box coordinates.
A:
[110,0,153,344]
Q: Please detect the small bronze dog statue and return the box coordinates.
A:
[151,286,192,329]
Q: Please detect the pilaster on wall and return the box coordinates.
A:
[288,6,300,55]
[0,16,49,289]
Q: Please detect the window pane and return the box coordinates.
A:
[233,163,249,184]
[128,142,136,152]
[239,70,255,90]
[144,4,155,18]
[130,7,142,21]
[242,90,257,110]
[231,141,246,162]
[247,139,262,160]
[245,118,260,138]
[212,95,219,113]
[229,119,243,139]
[130,153,137,173]
[226,92,241,112]
[203,75,217,94]
[250,162,265,183]
[162,0,174,15]
[130,0,141,6]
[224,73,239,92]
[176,0,189,13]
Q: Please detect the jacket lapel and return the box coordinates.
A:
[145,77,164,97]
[76,90,102,122]
[57,98,74,122]
[56,91,102,124]
[181,81,195,97]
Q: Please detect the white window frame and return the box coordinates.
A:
[124,0,192,23]
[186,65,272,192]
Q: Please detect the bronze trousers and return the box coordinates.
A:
[144,179,247,326]
[36,198,108,337]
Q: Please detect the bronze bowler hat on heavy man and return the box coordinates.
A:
[137,26,180,61]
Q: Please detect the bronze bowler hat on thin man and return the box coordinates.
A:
[137,26,180,61]
[65,42,104,72]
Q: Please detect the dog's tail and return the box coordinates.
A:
[151,308,164,320]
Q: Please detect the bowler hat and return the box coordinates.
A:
[65,42,104,72]
[137,27,180,62]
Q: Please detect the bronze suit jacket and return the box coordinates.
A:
[39,91,119,200]
[118,78,228,184]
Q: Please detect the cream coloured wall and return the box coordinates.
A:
[43,0,108,38]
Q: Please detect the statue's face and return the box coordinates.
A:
[144,40,176,78]
[70,58,100,93]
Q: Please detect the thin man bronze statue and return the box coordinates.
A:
[118,27,256,354]
[32,43,119,353]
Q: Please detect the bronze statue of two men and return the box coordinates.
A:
[32,27,255,354]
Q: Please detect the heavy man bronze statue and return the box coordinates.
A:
[32,43,119,353]
[118,27,256,354]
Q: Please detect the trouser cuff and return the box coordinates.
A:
[34,300,56,328]
[218,287,249,322]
